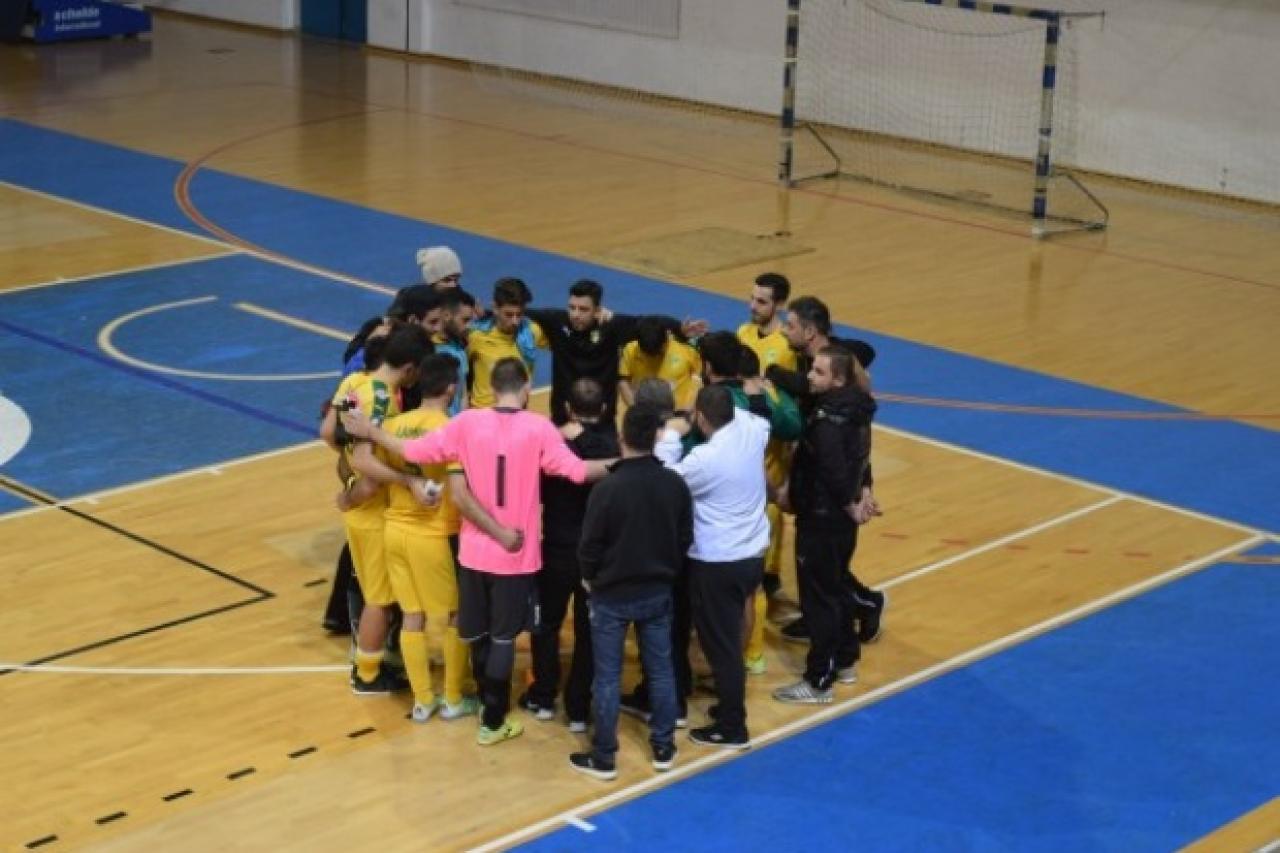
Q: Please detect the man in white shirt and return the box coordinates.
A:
[656,384,770,750]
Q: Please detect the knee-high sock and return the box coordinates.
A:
[399,628,432,705]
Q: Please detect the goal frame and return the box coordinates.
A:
[778,0,1109,238]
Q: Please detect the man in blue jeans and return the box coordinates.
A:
[571,405,693,780]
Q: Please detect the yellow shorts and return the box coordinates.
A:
[345,519,394,606]
[765,502,785,574]
[384,522,459,618]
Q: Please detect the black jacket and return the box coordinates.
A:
[540,421,621,553]
[527,309,682,425]
[765,334,877,408]
[789,384,877,525]
[578,455,693,602]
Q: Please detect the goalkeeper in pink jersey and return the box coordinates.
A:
[341,357,615,745]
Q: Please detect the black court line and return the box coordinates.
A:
[303,578,328,588]
[347,727,376,739]
[25,835,57,849]
[94,812,127,826]
[162,789,194,802]
[288,746,317,759]
[226,767,256,781]
[0,474,273,677]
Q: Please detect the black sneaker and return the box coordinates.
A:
[380,665,411,693]
[651,743,677,772]
[569,752,617,781]
[323,617,350,636]
[688,724,750,751]
[761,572,782,598]
[781,617,810,644]
[856,589,887,644]
[517,691,556,721]
[350,667,394,696]
[619,692,651,722]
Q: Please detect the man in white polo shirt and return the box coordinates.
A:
[656,384,770,750]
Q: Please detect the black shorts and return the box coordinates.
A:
[456,566,538,643]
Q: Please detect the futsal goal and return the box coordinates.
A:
[778,0,1108,237]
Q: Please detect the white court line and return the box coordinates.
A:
[563,816,596,833]
[234,301,353,342]
[873,423,1270,538]
[1,664,347,675]
[469,532,1264,853]
[1255,838,1280,853]
[0,250,237,297]
[880,494,1124,591]
[0,439,322,524]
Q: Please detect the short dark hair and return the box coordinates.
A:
[755,272,791,303]
[816,344,856,386]
[389,285,441,322]
[622,404,662,454]
[568,377,605,419]
[493,277,532,308]
[738,345,761,379]
[490,357,529,394]
[695,384,735,431]
[437,287,475,313]
[568,279,603,306]
[787,295,831,337]
[363,318,406,370]
[635,317,668,356]
[633,377,675,417]
[381,323,433,369]
[417,353,460,398]
[698,331,743,380]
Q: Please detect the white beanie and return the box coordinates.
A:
[416,246,462,284]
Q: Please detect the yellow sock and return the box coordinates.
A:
[443,626,469,706]
[354,648,383,684]
[399,629,433,705]
[746,589,767,661]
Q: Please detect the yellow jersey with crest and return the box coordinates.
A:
[619,336,702,411]
[737,322,797,373]
[378,408,462,536]
[331,372,400,529]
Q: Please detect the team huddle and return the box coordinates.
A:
[322,246,886,779]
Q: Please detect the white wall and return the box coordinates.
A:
[407,0,1280,204]
[145,0,299,31]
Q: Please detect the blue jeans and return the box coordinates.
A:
[590,590,677,765]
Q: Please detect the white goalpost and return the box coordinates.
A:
[779,0,1109,237]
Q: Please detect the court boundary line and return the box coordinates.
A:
[0,663,347,675]
[0,250,239,297]
[469,532,1264,853]
[880,494,1124,590]
[873,423,1269,537]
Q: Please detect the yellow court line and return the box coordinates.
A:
[470,532,1265,852]
[233,302,353,342]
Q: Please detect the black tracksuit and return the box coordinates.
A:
[527,310,682,426]
[527,422,621,720]
[790,383,877,689]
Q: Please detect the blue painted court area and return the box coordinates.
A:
[0,490,33,514]
[1,118,1276,529]
[523,562,1280,853]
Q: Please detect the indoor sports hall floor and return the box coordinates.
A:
[1,14,1277,852]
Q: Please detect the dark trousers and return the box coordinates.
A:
[529,546,593,722]
[632,564,692,713]
[689,556,763,736]
[323,543,356,631]
[458,567,537,730]
[796,518,859,689]
[590,590,678,764]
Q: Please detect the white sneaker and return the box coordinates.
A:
[439,696,480,720]
[411,698,441,722]
[772,680,834,705]
[837,666,858,685]
[568,720,588,734]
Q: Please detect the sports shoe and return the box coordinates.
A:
[744,653,767,676]
[411,698,441,722]
[379,665,411,693]
[773,680,834,705]
[349,667,394,696]
[837,665,858,685]
[857,589,887,644]
[568,720,588,734]
[439,696,480,720]
[518,692,556,721]
[569,752,617,781]
[781,617,810,644]
[651,743,677,772]
[761,573,782,598]
[688,724,750,751]
[476,717,524,746]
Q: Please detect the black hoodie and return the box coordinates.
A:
[789,383,877,524]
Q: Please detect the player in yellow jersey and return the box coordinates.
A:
[467,277,548,408]
[355,353,479,721]
[618,317,702,413]
[737,273,798,606]
[329,324,433,695]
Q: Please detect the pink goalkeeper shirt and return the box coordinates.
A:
[401,407,588,574]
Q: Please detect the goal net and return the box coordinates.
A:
[781,0,1108,236]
